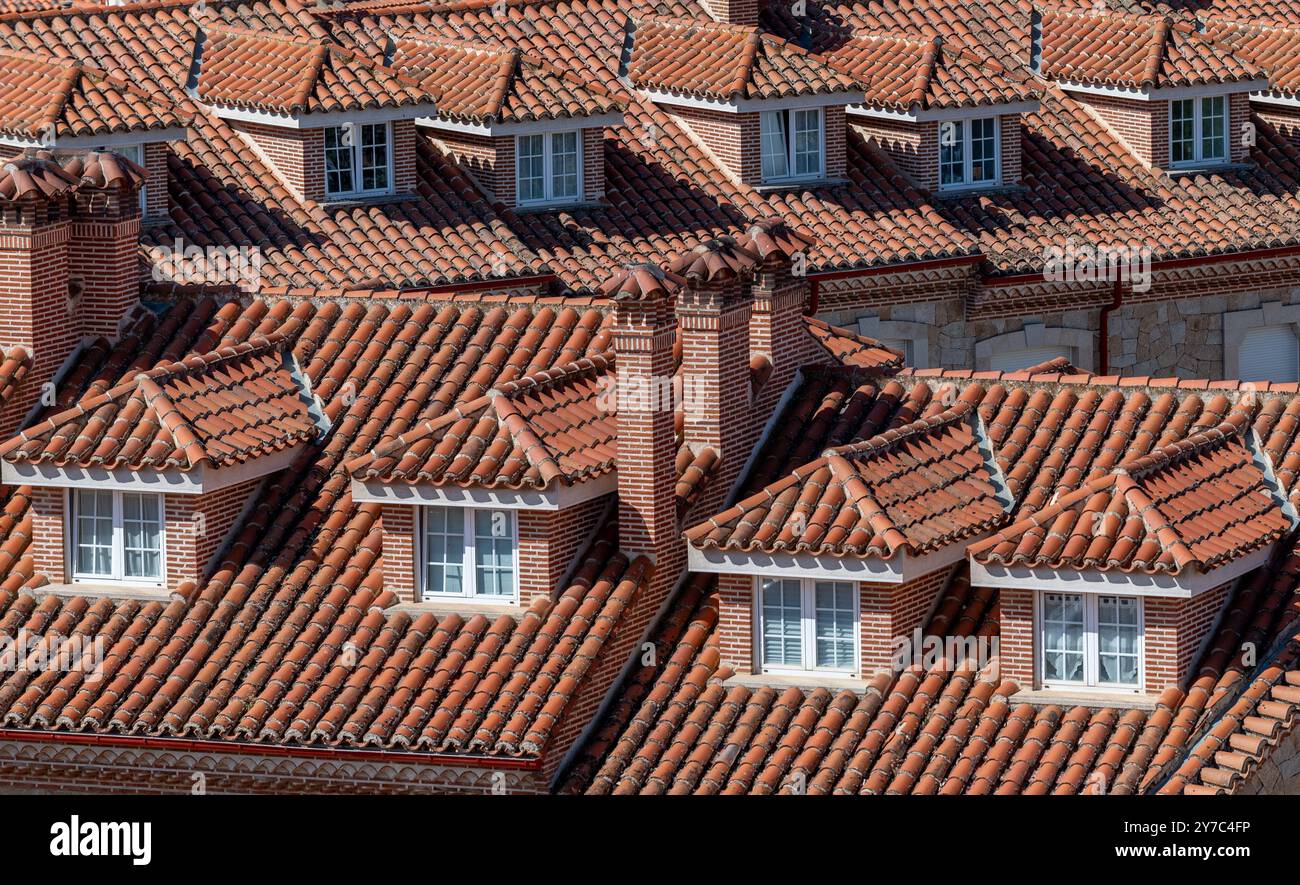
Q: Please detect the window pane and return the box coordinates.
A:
[75,490,114,577]
[1041,592,1084,683]
[550,131,579,200]
[792,109,822,178]
[422,507,464,598]
[474,510,515,597]
[760,111,789,181]
[813,581,855,670]
[360,123,390,192]
[324,126,355,196]
[1170,99,1195,165]
[1097,596,1140,686]
[516,134,545,203]
[1200,95,1225,161]
[761,579,802,667]
[121,493,162,580]
[939,120,964,186]
[970,117,997,183]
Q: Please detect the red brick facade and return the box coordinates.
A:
[142,141,171,222]
[998,582,1232,695]
[1072,91,1252,169]
[855,112,1022,191]
[671,105,846,186]
[700,0,757,25]
[1257,103,1300,150]
[433,124,605,207]
[235,119,418,203]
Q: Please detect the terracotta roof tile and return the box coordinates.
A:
[1200,15,1300,97]
[805,316,906,370]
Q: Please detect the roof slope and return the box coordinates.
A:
[347,353,618,489]
[972,418,1296,575]
[0,333,320,471]
[1200,15,1300,97]
[0,48,186,140]
[387,33,620,123]
[805,317,906,370]
[628,14,859,100]
[197,26,438,115]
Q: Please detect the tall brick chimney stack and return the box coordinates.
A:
[63,150,145,340]
[0,154,77,438]
[602,262,684,566]
[670,236,760,517]
[743,217,817,416]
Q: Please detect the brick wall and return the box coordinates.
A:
[823,105,847,180]
[1072,92,1167,168]
[1230,92,1252,163]
[852,115,938,190]
[381,503,417,601]
[142,141,170,223]
[1257,104,1300,150]
[716,572,755,672]
[582,127,605,202]
[517,495,610,607]
[68,214,140,340]
[998,586,1035,688]
[670,106,762,185]
[28,486,66,582]
[1000,113,1022,184]
[1145,581,1231,693]
[163,478,260,590]
[860,567,950,675]
[392,119,418,194]
[234,121,319,202]
[701,0,757,24]
[751,262,815,412]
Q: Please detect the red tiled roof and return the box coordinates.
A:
[1038,6,1266,89]
[347,352,617,490]
[628,14,859,101]
[824,33,1038,111]
[0,147,144,201]
[0,333,320,471]
[0,48,186,140]
[685,395,1013,557]
[1200,15,1300,97]
[197,26,438,116]
[387,33,621,123]
[805,316,905,370]
[971,418,1295,575]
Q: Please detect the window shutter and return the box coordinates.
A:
[987,345,1071,373]
[1238,325,1300,382]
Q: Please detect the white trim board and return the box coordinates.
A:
[687,536,974,584]
[350,471,616,511]
[0,127,191,150]
[1057,79,1269,102]
[969,543,1274,599]
[846,100,1040,123]
[642,88,866,114]
[207,103,440,130]
[417,112,624,137]
[1,444,305,496]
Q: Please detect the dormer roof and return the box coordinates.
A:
[1199,16,1300,99]
[196,27,438,122]
[1037,6,1267,92]
[826,33,1039,113]
[970,418,1296,577]
[385,33,621,125]
[628,15,860,104]
[0,334,323,485]
[0,48,188,146]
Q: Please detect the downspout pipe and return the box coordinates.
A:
[1098,276,1124,375]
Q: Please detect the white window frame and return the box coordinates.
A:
[416,505,519,604]
[323,122,394,199]
[1169,95,1227,168]
[1036,591,1144,693]
[753,576,859,675]
[937,116,1001,191]
[759,108,825,184]
[68,489,166,586]
[514,130,583,207]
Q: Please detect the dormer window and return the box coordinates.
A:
[72,490,164,585]
[420,506,517,602]
[939,117,999,190]
[1170,96,1227,167]
[759,578,858,674]
[1040,592,1142,691]
[324,123,392,199]
[760,109,824,183]
[516,131,581,206]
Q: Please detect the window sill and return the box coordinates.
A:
[724,670,870,693]
[319,192,416,210]
[388,598,527,620]
[1014,687,1160,711]
[512,199,604,214]
[40,582,176,603]
[1165,161,1251,178]
[932,182,1024,201]
[753,176,846,193]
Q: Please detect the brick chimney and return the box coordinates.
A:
[701,0,758,26]
[0,150,142,438]
[741,218,817,414]
[602,263,683,565]
[670,236,759,517]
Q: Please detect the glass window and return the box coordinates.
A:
[419,507,516,601]
[1169,95,1228,167]
[760,108,823,182]
[514,130,582,206]
[939,117,1000,190]
[72,490,164,584]
[758,578,857,673]
[1039,592,1142,690]
[324,123,391,198]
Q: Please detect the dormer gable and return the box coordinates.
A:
[195,27,437,203]
[627,15,864,186]
[1199,15,1300,150]
[384,33,624,208]
[1035,6,1267,169]
[826,33,1041,191]
[0,49,189,221]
